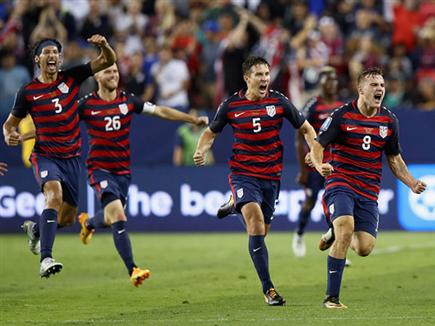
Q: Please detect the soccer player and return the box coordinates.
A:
[2,35,116,278]
[77,63,208,287]
[292,67,343,257]
[193,56,317,306]
[310,67,427,309]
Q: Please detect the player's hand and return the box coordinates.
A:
[316,163,333,177]
[193,150,206,167]
[87,34,109,48]
[4,127,22,146]
[0,162,7,176]
[305,152,314,167]
[411,180,427,194]
[296,170,308,186]
[195,116,209,127]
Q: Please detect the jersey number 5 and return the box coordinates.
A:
[105,116,121,131]
[252,117,262,133]
[362,135,371,150]
[51,98,62,113]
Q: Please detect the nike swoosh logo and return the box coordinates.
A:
[329,270,338,274]
[117,229,126,234]
[235,112,245,117]
[346,127,357,131]
[253,247,262,252]
[91,111,101,115]
[47,220,56,223]
[33,95,44,100]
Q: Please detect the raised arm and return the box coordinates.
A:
[387,153,426,194]
[193,127,217,167]
[88,34,117,74]
[146,103,208,126]
[3,114,23,146]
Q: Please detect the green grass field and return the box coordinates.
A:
[1,231,434,325]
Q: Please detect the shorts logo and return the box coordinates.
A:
[57,82,69,94]
[329,204,335,215]
[119,103,128,115]
[266,105,276,117]
[379,126,388,138]
[100,180,108,189]
[237,188,244,198]
[40,170,48,178]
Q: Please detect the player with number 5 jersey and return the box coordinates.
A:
[2,35,116,278]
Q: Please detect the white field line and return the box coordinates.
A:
[372,242,435,255]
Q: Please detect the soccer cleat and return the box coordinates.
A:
[217,194,235,219]
[21,221,40,255]
[292,233,306,257]
[264,288,286,306]
[345,258,352,267]
[323,296,348,309]
[319,228,335,251]
[40,257,63,278]
[130,267,151,287]
[78,212,94,245]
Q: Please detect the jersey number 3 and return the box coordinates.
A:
[51,98,62,113]
[105,116,121,131]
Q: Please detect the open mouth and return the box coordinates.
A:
[374,93,382,101]
[259,85,267,92]
[47,60,57,69]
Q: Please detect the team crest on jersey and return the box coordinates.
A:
[379,126,388,138]
[100,180,108,189]
[320,117,332,132]
[266,105,276,117]
[119,103,128,115]
[40,170,48,178]
[237,188,244,198]
[57,82,69,94]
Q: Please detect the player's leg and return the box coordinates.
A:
[104,198,150,287]
[350,198,378,256]
[322,191,355,308]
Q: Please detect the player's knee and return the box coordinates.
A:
[46,193,63,211]
[302,197,316,211]
[355,244,374,257]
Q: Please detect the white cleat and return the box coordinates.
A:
[292,233,306,257]
[345,258,352,267]
[21,221,40,255]
[40,257,63,278]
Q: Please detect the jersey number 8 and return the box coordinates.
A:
[362,135,371,150]
[105,116,121,131]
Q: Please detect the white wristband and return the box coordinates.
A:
[143,101,156,114]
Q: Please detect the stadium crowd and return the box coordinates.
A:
[0,0,434,116]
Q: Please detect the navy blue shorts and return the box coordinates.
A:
[89,170,131,207]
[31,154,80,207]
[228,173,280,224]
[322,190,379,237]
[305,170,325,199]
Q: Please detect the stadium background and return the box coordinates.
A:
[0,0,434,232]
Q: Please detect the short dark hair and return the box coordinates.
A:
[242,56,270,75]
[32,38,62,57]
[357,67,384,85]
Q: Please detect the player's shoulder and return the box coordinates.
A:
[78,92,95,104]
[269,89,290,102]
[380,105,398,122]
[330,101,352,117]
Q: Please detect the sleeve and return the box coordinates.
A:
[77,96,87,120]
[208,100,229,133]
[129,94,146,114]
[64,63,93,84]
[10,85,30,118]
[301,97,317,122]
[283,98,305,129]
[317,108,343,147]
[384,113,401,155]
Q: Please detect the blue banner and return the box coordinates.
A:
[2,164,431,233]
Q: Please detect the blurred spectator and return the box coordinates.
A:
[414,77,435,111]
[79,0,114,40]
[0,50,30,114]
[123,51,147,97]
[383,75,410,109]
[416,19,435,81]
[349,36,386,81]
[387,43,413,80]
[149,44,190,111]
[50,0,77,41]
[30,6,67,45]
[173,108,214,166]
[391,0,422,53]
